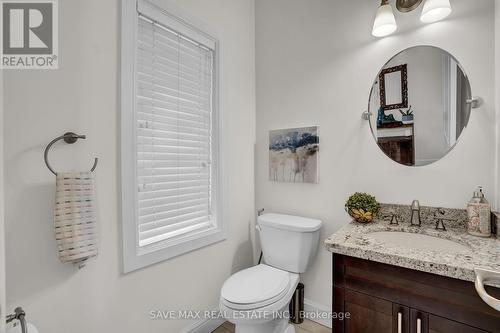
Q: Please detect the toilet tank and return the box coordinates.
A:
[258,213,322,273]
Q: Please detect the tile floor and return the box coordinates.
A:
[212,320,330,333]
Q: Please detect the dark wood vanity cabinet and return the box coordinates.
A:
[332,254,500,333]
[377,135,414,166]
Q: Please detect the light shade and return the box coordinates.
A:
[372,3,397,37]
[420,0,452,23]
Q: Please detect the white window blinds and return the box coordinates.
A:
[136,13,215,248]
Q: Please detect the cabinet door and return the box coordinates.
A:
[344,290,409,333]
[428,315,489,333]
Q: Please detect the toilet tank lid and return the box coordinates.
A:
[258,213,322,232]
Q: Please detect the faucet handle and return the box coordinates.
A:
[411,200,420,210]
[435,218,447,231]
[435,207,446,215]
[389,214,399,225]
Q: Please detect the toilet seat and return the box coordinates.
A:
[221,264,291,310]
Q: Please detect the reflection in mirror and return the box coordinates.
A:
[379,64,408,109]
[369,46,472,166]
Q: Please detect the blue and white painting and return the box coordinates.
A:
[269,126,319,183]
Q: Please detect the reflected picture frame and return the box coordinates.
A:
[379,64,408,110]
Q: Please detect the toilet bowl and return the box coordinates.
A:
[220,264,299,333]
[220,213,322,333]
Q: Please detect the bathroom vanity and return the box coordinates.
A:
[325,205,500,333]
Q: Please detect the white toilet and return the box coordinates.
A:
[220,213,322,333]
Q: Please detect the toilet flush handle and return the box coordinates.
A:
[256,208,264,233]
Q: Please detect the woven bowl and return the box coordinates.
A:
[346,207,376,223]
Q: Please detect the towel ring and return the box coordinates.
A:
[44,132,98,175]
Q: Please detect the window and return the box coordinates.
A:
[121,0,223,273]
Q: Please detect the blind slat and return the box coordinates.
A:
[138,18,211,57]
[137,146,209,156]
[138,85,211,107]
[137,160,203,168]
[138,179,210,193]
[137,96,210,115]
[139,207,209,230]
[137,74,211,100]
[137,66,209,91]
[137,59,209,87]
[138,44,212,76]
[138,153,210,162]
[137,128,210,143]
[139,191,209,209]
[139,173,210,186]
[140,198,209,220]
[138,166,208,176]
[137,104,210,124]
[138,185,208,201]
[138,34,207,64]
[138,136,209,148]
[137,106,210,127]
[138,89,210,110]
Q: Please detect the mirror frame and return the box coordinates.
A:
[379,64,408,110]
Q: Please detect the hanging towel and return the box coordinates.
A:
[54,171,98,266]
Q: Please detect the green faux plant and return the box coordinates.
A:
[345,192,380,223]
[398,105,413,116]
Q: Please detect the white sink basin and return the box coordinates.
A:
[367,231,469,253]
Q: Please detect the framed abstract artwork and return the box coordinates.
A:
[269,126,319,183]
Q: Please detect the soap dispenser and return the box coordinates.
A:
[466,186,491,237]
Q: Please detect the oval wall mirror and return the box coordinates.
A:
[368,46,472,166]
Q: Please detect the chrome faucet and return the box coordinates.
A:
[410,200,422,227]
[434,207,449,231]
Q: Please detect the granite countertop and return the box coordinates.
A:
[325,204,500,286]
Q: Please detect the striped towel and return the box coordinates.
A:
[54,172,98,266]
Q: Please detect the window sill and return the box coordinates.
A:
[123,228,226,274]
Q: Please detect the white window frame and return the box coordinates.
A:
[121,0,224,273]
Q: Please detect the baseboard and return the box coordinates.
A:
[304,298,332,329]
[180,314,225,333]
[179,301,332,332]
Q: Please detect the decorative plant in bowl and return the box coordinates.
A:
[399,106,414,124]
[345,192,380,223]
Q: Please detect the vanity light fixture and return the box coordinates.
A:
[372,0,398,37]
[396,0,423,13]
[372,0,452,38]
[420,0,452,23]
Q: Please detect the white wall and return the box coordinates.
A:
[496,0,500,210]
[256,0,495,313]
[0,57,5,333]
[3,0,255,332]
